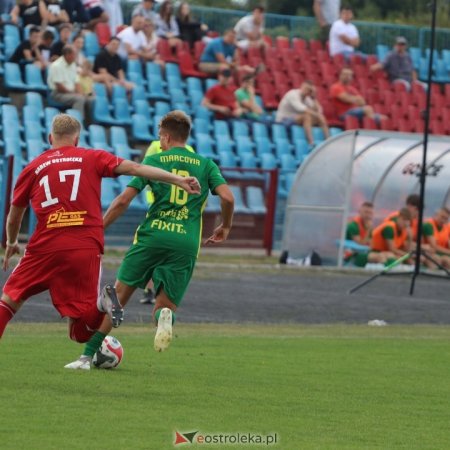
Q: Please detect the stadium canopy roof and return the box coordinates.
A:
[281,130,450,266]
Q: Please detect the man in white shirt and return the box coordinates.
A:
[313,0,340,43]
[117,14,147,60]
[276,81,330,146]
[48,45,88,118]
[234,6,266,50]
[329,6,360,58]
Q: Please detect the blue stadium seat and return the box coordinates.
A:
[219,152,241,179]
[89,124,113,151]
[291,125,306,142]
[25,92,45,117]
[24,122,46,145]
[235,136,254,158]
[151,115,162,137]
[2,104,20,124]
[312,127,325,143]
[188,90,204,108]
[294,140,309,163]
[93,82,108,98]
[274,138,293,158]
[186,77,203,94]
[23,105,43,128]
[101,178,119,208]
[146,62,164,80]
[205,193,221,213]
[376,44,389,62]
[166,63,183,84]
[131,84,149,105]
[240,152,263,179]
[4,63,28,91]
[230,185,250,213]
[84,32,100,58]
[280,153,297,171]
[330,127,343,136]
[205,78,218,90]
[110,126,141,159]
[252,122,269,140]
[216,139,233,154]
[25,64,48,92]
[272,123,290,142]
[232,120,249,139]
[131,113,155,142]
[134,99,153,121]
[169,88,188,104]
[409,47,422,70]
[154,101,171,117]
[127,71,145,87]
[92,97,120,125]
[112,84,127,102]
[195,133,216,159]
[113,98,132,125]
[246,186,266,214]
[127,59,143,77]
[193,118,210,137]
[194,105,212,121]
[213,120,232,142]
[261,153,278,170]
[26,139,45,161]
[44,107,60,127]
[254,138,273,158]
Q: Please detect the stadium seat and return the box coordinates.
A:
[186,77,204,94]
[260,153,278,170]
[178,51,207,78]
[84,32,100,58]
[95,23,111,47]
[101,178,119,208]
[23,105,44,130]
[274,139,293,159]
[25,92,45,116]
[147,78,170,101]
[294,140,309,163]
[154,101,171,116]
[25,64,48,92]
[89,124,113,151]
[93,82,108,98]
[344,115,360,130]
[194,105,212,121]
[110,126,141,159]
[193,118,210,136]
[131,114,155,142]
[44,107,60,128]
[92,97,120,125]
[3,63,28,91]
[112,98,132,125]
[112,84,127,102]
[169,88,189,106]
[272,123,290,142]
[254,138,273,158]
[133,99,153,121]
[216,139,234,154]
[232,120,250,140]
[205,193,221,213]
[218,151,239,177]
[240,152,263,179]
[280,153,297,171]
[166,63,185,88]
[24,123,46,145]
[195,133,216,159]
[156,39,178,63]
[230,185,250,213]
[235,136,254,158]
[246,186,267,213]
[213,120,232,142]
[27,139,45,161]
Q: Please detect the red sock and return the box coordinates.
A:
[0,301,15,339]
[69,304,105,343]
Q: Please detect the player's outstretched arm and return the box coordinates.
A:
[3,205,26,271]
[103,187,139,229]
[205,184,234,245]
[115,160,201,194]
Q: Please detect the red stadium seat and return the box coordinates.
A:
[273,70,289,87]
[362,117,378,130]
[365,55,378,66]
[309,39,323,53]
[276,82,290,98]
[248,46,264,60]
[194,40,206,62]
[397,119,413,132]
[344,115,360,130]
[292,38,307,54]
[259,82,279,109]
[178,51,207,78]
[263,35,273,47]
[445,84,450,102]
[276,36,290,50]
[430,120,445,135]
[95,23,111,47]
[349,54,364,65]
[156,39,178,62]
[407,105,421,122]
[442,109,450,133]
[413,119,425,133]
[379,116,392,131]
[366,89,380,105]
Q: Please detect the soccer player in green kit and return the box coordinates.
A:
[65,110,234,369]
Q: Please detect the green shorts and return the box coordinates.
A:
[351,252,369,267]
[117,244,196,306]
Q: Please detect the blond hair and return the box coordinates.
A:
[159,110,191,142]
[51,114,81,139]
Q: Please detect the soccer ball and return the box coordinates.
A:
[92,336,123,369]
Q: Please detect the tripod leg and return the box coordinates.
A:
[348,253,412,294]
[420,251,450,276]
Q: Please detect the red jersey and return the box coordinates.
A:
[329,82,361,118]
[12,146,123,254]
[204,84,238,119]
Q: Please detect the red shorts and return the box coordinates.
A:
[3,249,102,319]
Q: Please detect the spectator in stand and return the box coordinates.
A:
[330,68,386,124]
[50,22,73,62]
[48,45,90,118]
[345,202,390,266]
[234,5,266,51]
[155,0,183,51]
[9,26,46,70]
[422,208,450,269]
[62,0,89,26]
[81,0,109,30]
[142,18,164,67]
[117,14,146,59]
[176,2,208,49]
[11,0,47,28]
[370,36,427,91]
[77,59,95,96]
[329,5,360,59]
[93,37,135,92]
[371,207,412,262]
[235,75,265,120]
[44,0,70,27]
[0,0,15,15]
[38,29,55,66]
[103,0,124,35]
[313,0,340,44]
[132,0,157,22]
[199,29,255,75]
[73,33,87,68]
[276,81,330,147]
[202,69,242,120]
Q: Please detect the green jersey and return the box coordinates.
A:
[128,146,226,256]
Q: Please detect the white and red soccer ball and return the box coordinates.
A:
[92,336,123,369]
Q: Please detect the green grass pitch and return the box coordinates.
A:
[1,323,450,450]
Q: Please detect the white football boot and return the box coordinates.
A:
[154,308,173,352]
[64,356,92,370]
[98,285,123,328]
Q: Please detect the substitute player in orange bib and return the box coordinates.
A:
[0,114,200,348]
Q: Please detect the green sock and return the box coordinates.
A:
[154,308,176,325]
[83,331,107,358]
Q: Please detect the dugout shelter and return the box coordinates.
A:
[282,130,450,266]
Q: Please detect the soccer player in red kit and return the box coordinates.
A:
[0,114,200,349]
